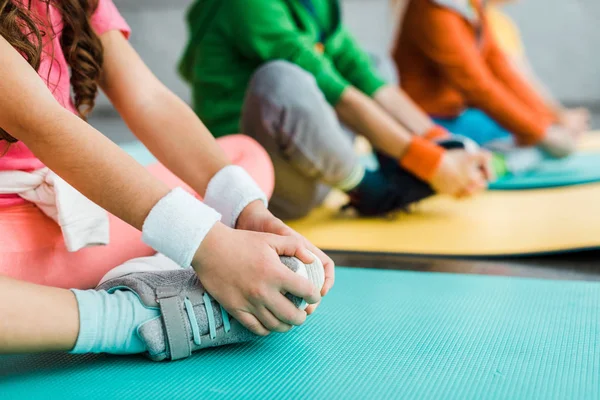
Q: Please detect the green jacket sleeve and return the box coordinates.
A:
[226,0,350,105]
[328,27,388,97]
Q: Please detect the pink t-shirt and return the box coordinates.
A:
[0,0,130,206]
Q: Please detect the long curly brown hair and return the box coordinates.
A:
[0,0,103,143]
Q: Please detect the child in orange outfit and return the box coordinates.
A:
[393,0,586,158]
[486,0,590,137]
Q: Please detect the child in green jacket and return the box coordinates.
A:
[179,0,491,219]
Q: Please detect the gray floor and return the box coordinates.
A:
[89,113,136,145]
[92,110,600,146]
[591,110,600,130]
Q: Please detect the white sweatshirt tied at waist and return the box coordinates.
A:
[0,168,109,252]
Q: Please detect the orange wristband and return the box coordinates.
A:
[423,125,450,141]
[400,137,446,182]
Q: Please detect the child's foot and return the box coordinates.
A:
[344,168,414,217]
[486,139,547,177]
[91,254,324,361]
[349,137,476,216]
[345,167,434,216]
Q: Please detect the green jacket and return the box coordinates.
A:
[179,0,387,137]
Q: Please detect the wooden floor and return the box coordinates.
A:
[331,250,600,282]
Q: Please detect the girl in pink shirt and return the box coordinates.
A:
[0,0,332,357]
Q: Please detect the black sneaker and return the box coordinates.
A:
[346,138,472,217]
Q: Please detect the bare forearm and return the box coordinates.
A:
[118,88,230,197]
[99,31,230,197]
[21,111,169,229]
[373,85,435,134]
[335,86,412,159]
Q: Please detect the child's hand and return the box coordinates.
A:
[541,125,577,158]
[192,223,321,336]
[236,200,335,299]
[430,150,489,198]
[477,150,495,182]
[559,108,590,139]
[457,150,494,198]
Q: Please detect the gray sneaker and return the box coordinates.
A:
[97,253,325,361]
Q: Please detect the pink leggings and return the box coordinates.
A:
[0,135,274,289]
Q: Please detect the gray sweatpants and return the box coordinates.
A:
[242,61,360,220]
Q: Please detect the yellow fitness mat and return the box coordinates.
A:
[288,132,600,257]
[120,132,599,257]
[579,131,600,151]
[288,182,600,257]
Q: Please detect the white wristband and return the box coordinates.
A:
[204,165,268,228]
[142,188,221,268]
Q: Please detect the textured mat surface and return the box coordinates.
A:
[2,268,599,399]
[488,132,599,190]
[288,183,600,256]
[490,152,600,190]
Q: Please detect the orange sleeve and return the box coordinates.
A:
[485,33,558,125]
[413,1,550,145]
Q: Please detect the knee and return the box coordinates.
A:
[222,134,273,172]
[216,134,275,197]
[247,61,324,111]
[251,61,316,90]
[220,134,268,158]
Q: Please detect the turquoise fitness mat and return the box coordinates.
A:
[121,141,600,190]
[2,268,599,399]
[490,152,600,190]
